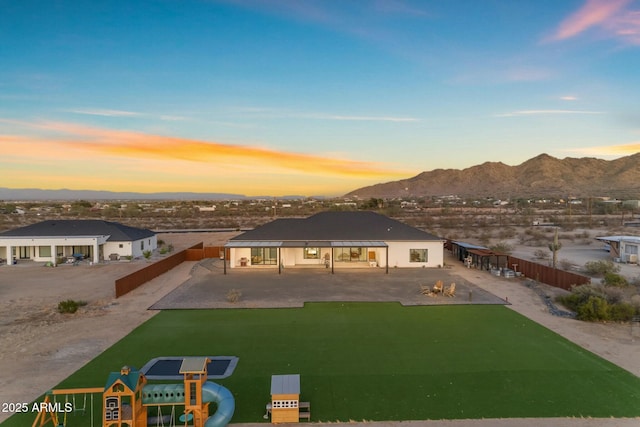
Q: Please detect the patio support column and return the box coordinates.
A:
[278,248,281,274]
[7,245,14,266]
[223,248,227,275]
[385,247,389,274]
[93,240,99,264]
[331,248,334,274]
[51,244,56,266]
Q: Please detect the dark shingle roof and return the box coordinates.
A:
[231,211,441,242]
[0,220,155,241]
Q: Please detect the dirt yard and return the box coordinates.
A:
[0,230,638,427]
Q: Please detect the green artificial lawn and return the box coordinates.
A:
[4,303,640,426]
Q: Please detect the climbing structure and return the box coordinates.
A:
[32,356,235,427]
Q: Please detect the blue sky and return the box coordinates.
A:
[1,0,639,196]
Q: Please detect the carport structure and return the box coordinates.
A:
[449,241,508,270]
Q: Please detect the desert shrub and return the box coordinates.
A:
[603,286,625,304]
[558,283,606,311]
[609,303,636,321]
[577,296,610,321]
[478,231,492,245]
[603,272,628,287]
[533,249,550,260]
[497,227,517,239]
[574,230,591,239]
[559,233,575,241]
[157,239,165,246]
[159,246,168,254]
[143,250,152,259]
[583,260,620,277]
[631,295,640,311]
[226,289,242,303]
[57,299,87,314]
[489,241,513,254]
[558,259,574,271]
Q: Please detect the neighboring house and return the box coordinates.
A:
[595,235,640,264]
[224,211,444,273]
[0,220,157,265]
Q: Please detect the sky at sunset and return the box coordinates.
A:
[1,0,640,196]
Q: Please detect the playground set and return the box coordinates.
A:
[32,356,236,427]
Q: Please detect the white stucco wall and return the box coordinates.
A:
[386,241,445,268]
[130,235,158,258]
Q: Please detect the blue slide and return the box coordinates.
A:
[142,381,234,427]
[202,381,235,427]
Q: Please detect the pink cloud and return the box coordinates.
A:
[550,0,640,44]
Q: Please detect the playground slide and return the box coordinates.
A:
[141,381,235,427]
[201,381,235,427]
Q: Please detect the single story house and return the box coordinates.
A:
[224,211,444,273]
[595,235,640,264]
[0,220,157,265]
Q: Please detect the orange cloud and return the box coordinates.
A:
[34,121,402,177]
[0,121,409,194]
[567,143,640,156]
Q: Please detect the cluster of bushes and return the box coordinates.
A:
[582,259,620,276]
[157,239,174,255]
[558,285,637,321]
[557,266,640,321]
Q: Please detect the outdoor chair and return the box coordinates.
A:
[444,282,456,297]
[432,280,443,294]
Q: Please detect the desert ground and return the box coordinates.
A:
[0,230,638,427]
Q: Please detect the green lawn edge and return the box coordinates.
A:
[3,303,640,426]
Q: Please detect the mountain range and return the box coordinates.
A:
[2,153,638,201]
[0,188,249,201]
[345,153,640,199]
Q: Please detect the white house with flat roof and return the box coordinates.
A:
[0,220,156,266]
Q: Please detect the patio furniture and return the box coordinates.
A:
[444,282,456,297]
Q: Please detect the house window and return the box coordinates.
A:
[250,247,278,265]
[410,249,428,263]
[334,247,366,262]
[39,246,51,257]
[624,244,638,255]
[141,241,144,250]
[303,247,320,259]
[119,244,123,248]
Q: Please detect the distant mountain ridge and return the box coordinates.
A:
[345,153,640,199]
[0,188,247,201]
[0,187,317,201]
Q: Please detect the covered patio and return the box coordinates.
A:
[223,240,389,274]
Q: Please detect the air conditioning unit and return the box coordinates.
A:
[629,254,638,264]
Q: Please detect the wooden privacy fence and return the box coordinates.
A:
[507,256,590,290]
[115,242,205,298]
[184,243,225,260]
